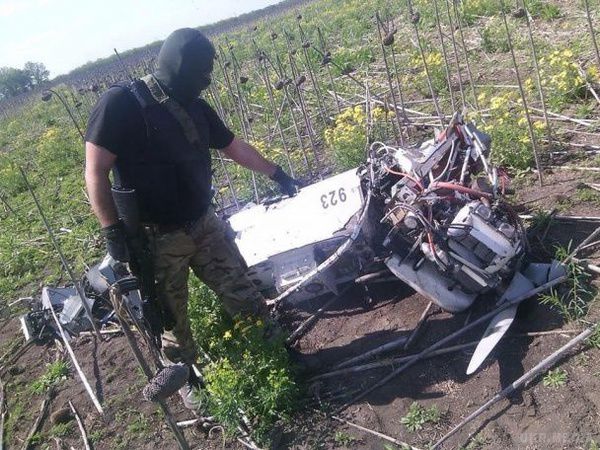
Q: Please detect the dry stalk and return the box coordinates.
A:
[335,276,567,414]
[375,12,404,143]
[407,1,444,124]
[68,401,91,450]
[331,415,422,450]
[433,0,457,111]
[524,8,553,145]
[20,389,52,450]
[432,326,596,449]
[500,4,543,186]
[443,0,466,109]
[404,301,434,351]
[583,0,600,71]
[451,0,480,111]
[0,376,5,450]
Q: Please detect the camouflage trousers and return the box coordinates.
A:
[147,206,268,365]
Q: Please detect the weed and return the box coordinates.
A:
[333,430,357,446]
[88,430,105,443]
[589,439,600,450]
[460,433,489,450]
[188,279,299,444]
[31,360,69,394]
[540,245,595,321]
[481,18,512,53]
[575,186,600,205]
[324,106,368,170]
[400,402,441,432]
[542,368,568,388]
[48,422,72,437]
[587,325,600,349]
[525,0,561,20]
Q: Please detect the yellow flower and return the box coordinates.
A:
[223,330,233,340]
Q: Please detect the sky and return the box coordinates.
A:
[0,0,281,78]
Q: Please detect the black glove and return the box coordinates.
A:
[270,165,301,197]
[101,221,130,262]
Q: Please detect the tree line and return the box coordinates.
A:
[0,62,49,99]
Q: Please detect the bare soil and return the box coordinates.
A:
[1,167,599,450]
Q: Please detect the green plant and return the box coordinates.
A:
[31,360,69,394]
[324,106,368,170]
[587,325,600,349]
[333,431,357,446]
[188,279,299,444]
[400,402,441,432]
[525,0,561,20]
[48,422,72,438]
[482,18,512,53]
[542,368,568,388]
[88,430,105,443]
[540,245,595,321]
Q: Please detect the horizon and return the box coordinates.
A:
[0,0,282,78]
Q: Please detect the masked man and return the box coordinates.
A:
[84,28,298,410]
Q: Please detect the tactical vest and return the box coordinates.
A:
[114,75,213,225]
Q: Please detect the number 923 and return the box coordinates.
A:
[320,188,347,209]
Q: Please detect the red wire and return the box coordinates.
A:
[384,166,425,191]
[430,181,493,199]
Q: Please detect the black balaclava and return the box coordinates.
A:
[155,28,215,105]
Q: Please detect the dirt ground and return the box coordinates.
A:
[1,167,599,450]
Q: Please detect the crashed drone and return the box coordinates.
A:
[20,113,565,396]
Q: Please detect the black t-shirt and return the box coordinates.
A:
[85,86,234,157]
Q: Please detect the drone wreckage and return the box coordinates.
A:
[20,113,566,411]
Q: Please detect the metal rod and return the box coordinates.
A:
[443,0,466,109]
[19,167,102,340]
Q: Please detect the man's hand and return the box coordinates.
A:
[270,165,301,197]
[102,221,130,262]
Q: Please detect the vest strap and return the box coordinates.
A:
[140,75,201,147]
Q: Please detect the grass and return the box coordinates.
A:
[400,402,441,432]
[542,367,568,388]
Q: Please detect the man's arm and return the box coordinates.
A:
[85,142,118,227]
[220,137,277,177]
